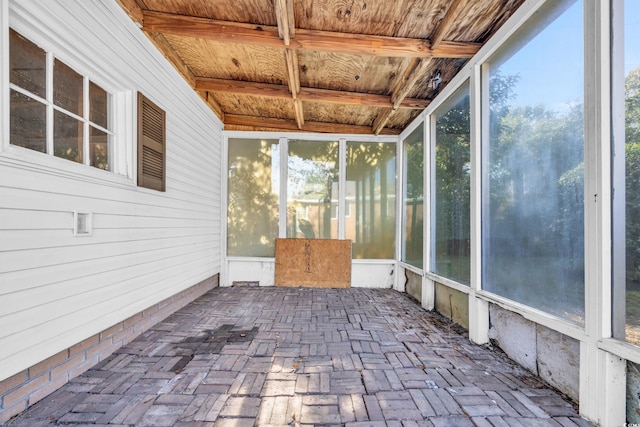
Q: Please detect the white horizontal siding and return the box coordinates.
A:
[0,0,222,380]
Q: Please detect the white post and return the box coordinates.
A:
[468,63,489,344]
[579,0,626,424]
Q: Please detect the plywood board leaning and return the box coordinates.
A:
[275,238,351,288]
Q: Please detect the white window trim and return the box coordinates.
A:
[2,6,136,187]
[0,1,8,151]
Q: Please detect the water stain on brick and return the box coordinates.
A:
[174,324,259,358]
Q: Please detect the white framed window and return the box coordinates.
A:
[431,82,470,285]
[401,123,425,269]
[482,0,585,324]
[9,28,113,171]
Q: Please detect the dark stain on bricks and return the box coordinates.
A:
[174,324,259,359]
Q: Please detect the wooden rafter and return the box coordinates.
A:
[391,58,433,108]
[372,58,432,135]
[141,10,481,58]
[275,0,294,45]
[275,0,303,128]
[300,87,429,109]
[117,0,524,134]
[194,78,429,109]
[225,114,400,135]
[195,78,291,98]
[370,0,466,135]
[430,0,467,50]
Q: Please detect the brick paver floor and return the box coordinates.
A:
[6,287,594,426]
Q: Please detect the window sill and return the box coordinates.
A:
[599,338,640,364]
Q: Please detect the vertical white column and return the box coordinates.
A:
[395,134,404,291]
[220,134,230,286]
[580,0,626,424]
[468,65,489,345]
[278,136,288,238]
[338,138,346,240]
[422,113,435,310]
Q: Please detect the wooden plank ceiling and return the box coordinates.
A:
[116,0,524,135]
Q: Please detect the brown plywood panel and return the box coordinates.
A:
[213,93,296,119]
[303,102,379,127]
[386,109,421,130]
[293,0,442,37]
[444,0,525,43]
[142,0,277,25]
[298,51,408,94]
[164,35,288,84]
[275,238,351,288]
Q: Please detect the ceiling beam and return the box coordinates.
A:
[299,87,429,109]
[225,114,400,135]
[372,57,433,135]
[283,49,301,96]
[194,77,429,109]
[293,99,305,129]
[294,29,478,58]
[143,11,284,47]
[390,58,433,108]
[141,10,481,58]
[275,0,303,128]
[275,0,295,45]
[195,78,291,98]
[370,0,464,135]
[430,0,467,50]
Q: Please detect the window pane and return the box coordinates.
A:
[90,82,108,129]
[10,29,46,98]
[402,124,424,268]
[622,0,640,344]
[90,126,109,170]
[287,140,339,239]
[54,111,83,163]
[10,89,47,153]
[227,139,280,257]
[433,85,470,285]
[346,142,396,259]
[54,59,83,116]
[484,0,584,323]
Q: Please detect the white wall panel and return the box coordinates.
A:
[0,0,222,381]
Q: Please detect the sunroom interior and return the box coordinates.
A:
[2,0,640,425]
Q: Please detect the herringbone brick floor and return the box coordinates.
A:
[6,287,594,426]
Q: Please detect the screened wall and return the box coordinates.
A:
[431,83,471,286]
[223,1,640,421]
[226,137,397,261]
[483,0,585,324]
[401,124,424,269]
[227,138,280,257]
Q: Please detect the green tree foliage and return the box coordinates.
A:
[434,94,471,256]
[626,68,640,287]
[433,91,471,284]
[488,73,584,260]
[485,70,585,319]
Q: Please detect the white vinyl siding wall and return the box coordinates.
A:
[0,0,222,381]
